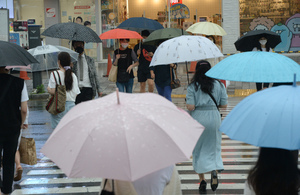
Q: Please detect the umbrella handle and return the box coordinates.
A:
[116,88,120,104]
[186,61,190,85]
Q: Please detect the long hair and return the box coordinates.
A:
[247,147,300,195]
[58,52,73,91]
[256,37,271,51]
[190,60,215,93]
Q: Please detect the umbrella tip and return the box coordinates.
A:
[293,73,296,87]
[116,88,120,104]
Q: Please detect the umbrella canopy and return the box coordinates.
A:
[41,22,101,43]
[234,30,281,52]
[0,41,38,67]
[143,28,190,46]
[41,91,204,181]
[99,28,143,40]
[205,51,300,83]
[186,22,227,36]
[149,35,223,66]
[27,45,79,72]
[117,17,164,32]
[220,83,300,150]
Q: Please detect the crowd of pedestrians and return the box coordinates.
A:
[1,17,299,195]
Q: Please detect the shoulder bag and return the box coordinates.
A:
[170,66,181,89]
[100,179,115,195]
[45,71,66,115]
[207,91,222,117]
[108,65,118,82]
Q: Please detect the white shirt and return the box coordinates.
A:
[78,54,92,88]
[21,82,29,102]
[48,70,80,102]
[252,47,273,52]
[132,166,174,195]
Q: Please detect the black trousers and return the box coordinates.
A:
[0,130,20,194]
[75,87,93,105]
[256,82,269,91]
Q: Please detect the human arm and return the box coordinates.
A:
[186,85,196,111]
[218,81,228,108]
[127,50,139,73]
[113,53,120,66]
[47,71,56,95]
[20,82,29,128]
[89,57,103,97]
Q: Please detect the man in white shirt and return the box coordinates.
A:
[72,41,102,104]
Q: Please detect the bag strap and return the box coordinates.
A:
[207,92,220,112]
[170,66,173,81]
[103,179,115,192]
[55,71,62,85]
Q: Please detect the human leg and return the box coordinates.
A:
[125,78,134,93]
[139,82,146,93]
[198,173,207,193]
[116,82,125,92]
[155,84,164,97]
[256,83,262,91]
[147,78,154,93]
[138,70,147,93]
[162,86,172,102]
[1,132,20,194]
[263,82,269,89]
[75,88,93,104]
[14,150,22,181]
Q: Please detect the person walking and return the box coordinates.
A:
[0,67,28,195]
[150,63,176,102]
[252,37,272,91]
[134,30,156,93]
[72,41,102,104]
[112,39,139,93]
[47,52,80,129]
[186,60,228,193]
[244,147,300,195]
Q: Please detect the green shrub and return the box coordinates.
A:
[36,84,45,94]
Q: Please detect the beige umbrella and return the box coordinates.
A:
[186,22,227,36]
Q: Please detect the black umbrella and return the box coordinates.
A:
[234,30,281,52]
[0,41,38,67]
[116,17,164,33]
[42,22,101,43]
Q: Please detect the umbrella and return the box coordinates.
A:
[186,22,227,36]
[234,30,281,52]
[220,79,300,150]
[99,29,144,40]
[0,41,38,67]
[205,51,300,83]
[41,91,204,181]
[149,35,223,83]
[117,17,164,33]
[41,22,101,43]
[143,28,190,46]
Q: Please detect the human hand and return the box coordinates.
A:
[98,92,103,97]
[127,65,133,73]
[21,124,28,129]
[137,49,141,55]
[148,52,154,57]
[151,72,155,79]
[116,54,121,60]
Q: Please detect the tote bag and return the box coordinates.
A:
[19,136,37,165]
[45,71,66,115]
[108,65,118,82]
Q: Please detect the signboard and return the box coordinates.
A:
[13,21,28,31]
[170,0,182,6]
[46,8,56,17]
[10,32,20,45]
[170,4,190,19]
[0,9,9,41]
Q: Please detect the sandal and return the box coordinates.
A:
[14,168,23,181]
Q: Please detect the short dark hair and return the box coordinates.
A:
[76,16,83,22]
[84,21,91,26]
[120,39,130,42]
[206,35,216,43]
[72,41,84,47]
[141,30,150,37]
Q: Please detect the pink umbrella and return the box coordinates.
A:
[41,91,204,181]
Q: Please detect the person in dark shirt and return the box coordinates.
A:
[134,30,156,93]
[0,67,28,195]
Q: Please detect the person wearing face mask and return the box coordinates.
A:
[134,30,156,93]
[112,39,139,93]
[252,37,272,91]
[72,41,102,104]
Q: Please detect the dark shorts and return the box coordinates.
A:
[137,70,152,82]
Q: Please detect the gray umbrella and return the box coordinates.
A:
[0,41,38,67]
[41,22,101,43]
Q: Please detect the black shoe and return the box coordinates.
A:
[211,170,219,191]
[199,180,207,193]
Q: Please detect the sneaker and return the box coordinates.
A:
[211,170,219,191]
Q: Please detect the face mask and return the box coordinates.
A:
[121,43,129,48]
[259,40,267,45]
[75,46,84,54]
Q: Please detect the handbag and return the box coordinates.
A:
[100,179,115,195]
[45,71,66,115]
[108,65,118,82]
[170,66,181,89]
[19,136,37,165]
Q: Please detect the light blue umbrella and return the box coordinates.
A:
[220,79,300,150]
[205,51,300,83]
